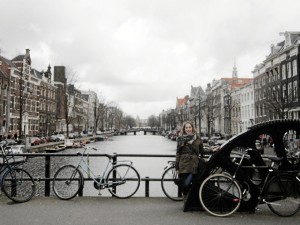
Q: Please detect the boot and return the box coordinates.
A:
[182,194,187,211]
[183,194,187,204]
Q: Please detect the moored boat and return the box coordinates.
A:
[45,144,66,153]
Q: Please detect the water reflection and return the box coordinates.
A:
[23,133,177,197]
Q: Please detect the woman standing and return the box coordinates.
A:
[175,121,203,203]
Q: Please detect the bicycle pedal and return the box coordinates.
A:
[242,190,251,201]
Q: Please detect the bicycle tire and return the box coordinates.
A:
[53,165,83,200]
[107,164,140,199]
[265,173,300,217]
[161,166,182,201]
[199,173,242,217]
[2,168,35,203]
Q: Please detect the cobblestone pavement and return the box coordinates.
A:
[0,196,299,225]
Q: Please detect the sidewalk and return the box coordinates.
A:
[0,197,299,225]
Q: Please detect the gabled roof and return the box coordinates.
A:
[31,68,43,79]
[0,55,17,68]
[221,77,253,90]
[191,85,205,98]
[12,50,31,65]
[176,98,185,107]
[11,55,25,62]
[176,95,189,108]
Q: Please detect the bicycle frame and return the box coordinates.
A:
[232,150,287,204]
[73,147,135,193]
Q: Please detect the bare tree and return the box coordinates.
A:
[92,91,107,132]
[61,67,79,137]
[264,83,289,119]
[203,94,215,138]
[114,107,124,130]
[148,115,159,128]
[124,115,136,128]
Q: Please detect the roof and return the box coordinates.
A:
[0,55,17,68]
[176,98,185,107]
[11,55,25,62]
[176,95,189,108]
[190,85,205,98]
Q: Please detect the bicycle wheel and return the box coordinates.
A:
[265,174,300,217]
[53,165,83,200]
[161,166,182,201]
[199,173,242,217]
[107,164,140,199]
[2,168,35,203]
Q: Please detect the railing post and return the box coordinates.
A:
[45,155,51,196]
[145,176,149,197]
[112,153,117,195]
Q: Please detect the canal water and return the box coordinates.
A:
[23,133,178,197]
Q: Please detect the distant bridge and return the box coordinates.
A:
[118,129,160,136]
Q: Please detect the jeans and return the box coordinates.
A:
[180,173,193,195]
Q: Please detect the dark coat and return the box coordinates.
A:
[175,135,203,174]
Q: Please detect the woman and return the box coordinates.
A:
[175,121,203,202]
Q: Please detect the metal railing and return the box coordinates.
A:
[11,153,177,197]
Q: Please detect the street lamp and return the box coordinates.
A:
[209,118,214,138]
[239,120,243,133]
[197,96,202,135]
[19,70,24,138]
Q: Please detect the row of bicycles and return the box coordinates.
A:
[1,140,300,218]
[0,140,164,202]
[0,140,141,202]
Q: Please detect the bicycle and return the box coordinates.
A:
[52,146,141,200]
[0,140,36,203]
[199,148,300,217]
[161,161,182,201]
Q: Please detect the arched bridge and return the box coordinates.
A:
[118,128,160,136]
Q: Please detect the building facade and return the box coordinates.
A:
[253,31,300,123]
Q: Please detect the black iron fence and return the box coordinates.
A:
[14,153,177,197]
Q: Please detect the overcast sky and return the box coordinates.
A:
[1,0,300,119]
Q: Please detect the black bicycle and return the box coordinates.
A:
[199,148,300,217]
[0,140,35,203]
[161,161,183,201]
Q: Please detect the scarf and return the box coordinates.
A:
[176,134,196,153]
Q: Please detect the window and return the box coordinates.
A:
[287,62,292,78]
[259,90,262,100]
[282,84,286,102]
[293,81,298,102]
[275,68,279,80]
[293,59,298,76]
[11,96,15,109]
[282,65,286,80]
[288,82,292,102]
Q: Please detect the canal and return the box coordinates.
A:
[23,133,177,197]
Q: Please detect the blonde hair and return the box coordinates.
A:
[181,121,195,135]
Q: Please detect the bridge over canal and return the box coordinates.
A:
[118,128,160,135]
